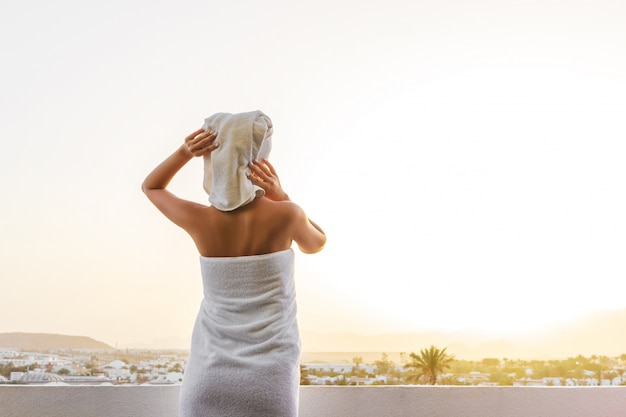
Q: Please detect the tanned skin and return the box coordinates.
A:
[142,127,326,257]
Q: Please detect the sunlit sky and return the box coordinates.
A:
[1,0,625,350]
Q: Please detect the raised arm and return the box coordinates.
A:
[142,128,218,229]
[248,159,326,254]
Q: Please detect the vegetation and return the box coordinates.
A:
[405,345,455,385]
[0,363,30,379]
[300,348,626,386]
[374,353,395,376]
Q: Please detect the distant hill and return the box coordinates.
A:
[0,333,113,351]
[301,308,626,360]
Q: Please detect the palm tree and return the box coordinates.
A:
[405,345,454,385]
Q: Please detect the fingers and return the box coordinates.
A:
[184,128,205,142]
[247,159,288,201]
[247,171,264,188]
[247,160,273,183]
[186,129,219,157]
[261,159,277,176]
[186,129,217,147]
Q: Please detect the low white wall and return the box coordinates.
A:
[1,385,625,417]
[300,386,626,417]
[0,385,179,417]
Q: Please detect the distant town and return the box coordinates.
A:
[2,347,626,387]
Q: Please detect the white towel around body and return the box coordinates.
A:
[179,248,301,417]
[201,110,273,211]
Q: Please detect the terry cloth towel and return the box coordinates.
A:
[179,249,301,417]
[201,110,273,211]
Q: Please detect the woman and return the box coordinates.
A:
[142,111,326,417]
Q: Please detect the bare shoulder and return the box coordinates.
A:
[253,196,302,216]
[263,199,325,254]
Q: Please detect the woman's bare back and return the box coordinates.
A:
[188,197,297,257]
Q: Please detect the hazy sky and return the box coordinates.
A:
[1,0,625,350]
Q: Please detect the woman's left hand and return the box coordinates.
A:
[247,159,290,201]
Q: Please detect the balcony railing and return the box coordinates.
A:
[1,385,625,417]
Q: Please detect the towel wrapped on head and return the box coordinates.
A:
[201,110,273,211]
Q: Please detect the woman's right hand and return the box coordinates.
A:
[184,128,219,157]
